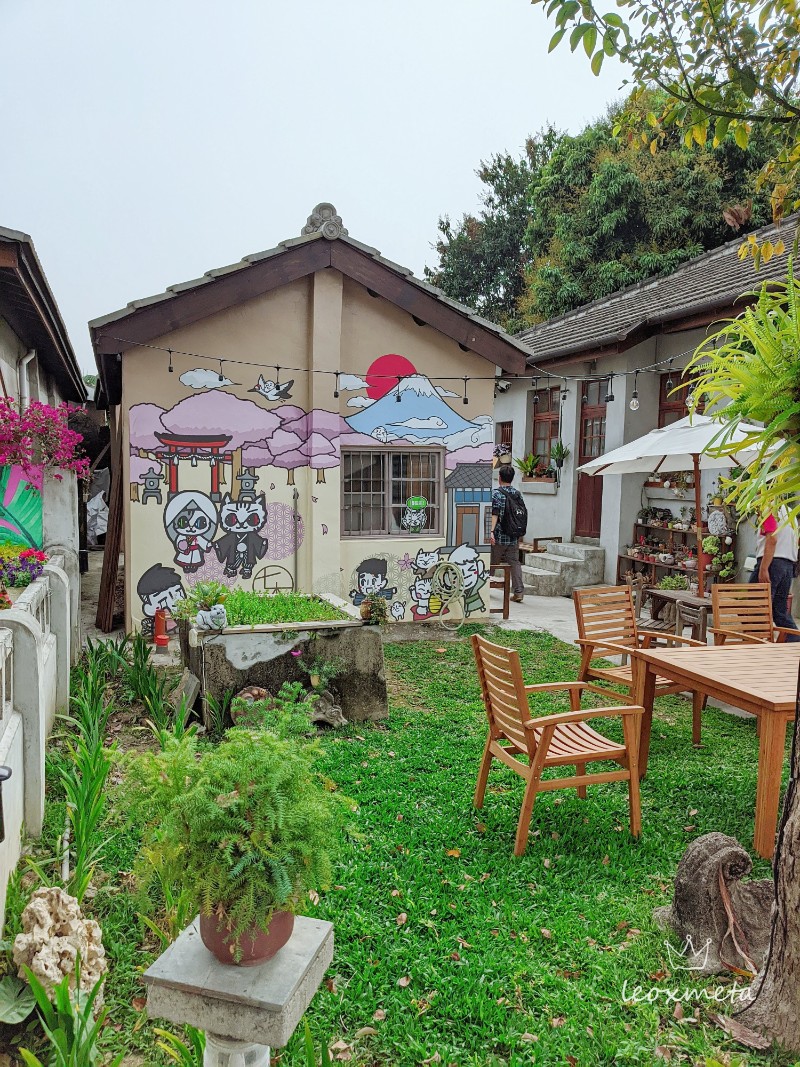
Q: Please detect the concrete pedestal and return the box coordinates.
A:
[144,915,333,1063]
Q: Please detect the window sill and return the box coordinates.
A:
[341,533,444,540]
[520,479,558,496]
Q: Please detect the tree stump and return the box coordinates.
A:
[654,832,772,975]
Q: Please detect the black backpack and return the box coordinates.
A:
[499,488,528,539]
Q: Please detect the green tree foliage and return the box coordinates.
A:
[424,127,560,330]
[533,0,800,229]
[428,93,779,326]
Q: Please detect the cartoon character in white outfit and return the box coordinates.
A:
[164,492,218,573]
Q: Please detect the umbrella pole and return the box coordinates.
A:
[694,453,704,599]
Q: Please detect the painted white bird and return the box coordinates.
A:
[250,375,294,402]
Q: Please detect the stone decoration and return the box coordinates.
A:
[301,203,348,240]
[654,832,772,975]
[13,887,107,1004]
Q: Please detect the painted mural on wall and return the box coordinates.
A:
[0,465,43,549]
[127,351,494,631]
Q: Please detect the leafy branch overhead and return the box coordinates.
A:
[533,0,800,225]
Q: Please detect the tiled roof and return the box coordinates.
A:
[516,214,797,365]
[444,462,493,490]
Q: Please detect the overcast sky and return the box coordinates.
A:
[3,0,625,373]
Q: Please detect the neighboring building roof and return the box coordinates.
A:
[0,226,86,403]
[444,462,492,490]
[90,203,529,406]
[516,214,797,369]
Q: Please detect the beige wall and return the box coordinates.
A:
[120,268,495,631]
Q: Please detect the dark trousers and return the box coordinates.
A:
[750,555,800,640]
[491,541,524,596]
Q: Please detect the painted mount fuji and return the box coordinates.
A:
[345,374,489,446]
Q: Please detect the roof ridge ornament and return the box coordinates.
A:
[301,203,348,240]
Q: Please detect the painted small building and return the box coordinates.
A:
[90,204,528,631]
[0,226,86,550]
[495,216,796,586]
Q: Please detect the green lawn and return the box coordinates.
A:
[2,625,792,1066]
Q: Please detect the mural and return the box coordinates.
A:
[0,465,43,549]
[127,350,494,632]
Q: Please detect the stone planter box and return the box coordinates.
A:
[183,597,388,724]
[520,477,557,495]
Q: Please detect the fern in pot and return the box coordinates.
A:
[128,730,349,965]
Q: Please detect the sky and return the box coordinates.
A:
[2,0,626,374]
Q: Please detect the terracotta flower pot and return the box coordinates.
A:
[200,910,295,967]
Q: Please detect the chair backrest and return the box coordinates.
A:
[573,585,639,648]
[471,634,535,756]
[712,583,774,641]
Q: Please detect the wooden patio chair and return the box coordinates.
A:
[573,586,707,745]
[471,633,643,856]
[710,583,800,645]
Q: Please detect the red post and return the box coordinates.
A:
[154,608,170,648]
[168,452,178,494]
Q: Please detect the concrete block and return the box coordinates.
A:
[43,562,70,713]
[170,669,201,712]
[0,611,46,835]
[144,916,333,1047]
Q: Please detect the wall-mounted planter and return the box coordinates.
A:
[520,478,557,495]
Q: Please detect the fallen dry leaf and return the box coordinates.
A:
[450,951,460,961]
[325,977,338,994]
[391,888,402,897]
[567,1057,579,1066]
[396,912,408,927]
[673,1002,684,1021]
[396,813,403,821]
[654,1047,672,1062]
[421,1054,441,1064]
[586,1026,594,1038]
[476,822,486,833]
[601,855,610,865]
[550,1016,566,1028]
[689,808,698,816]
[131,996,146,1012]
[354,1026,378,1038]
[397,975,411,987]
[520,1033,539,1043]
[308,889,320,905]
[683,825,696,832]
[373,1009,386,1021]
[435,647,447,653]
[446,848,461,857]
[541,928,553,939]
[330,1040,352,1062]
[543,858,552,869]
[709,1012,771,1050]
[456,936,473,948]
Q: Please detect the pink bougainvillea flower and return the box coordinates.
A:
[290,649,303,657]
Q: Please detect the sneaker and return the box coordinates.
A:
[511,594,524,603]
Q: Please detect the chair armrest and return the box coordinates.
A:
[575,638,637,657]
[708,627,769,645]
[775,626,800,641]
[524,681,588,693]
[523,704,644,730]
[638,630,705,648]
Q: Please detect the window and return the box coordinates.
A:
[497,421,513,449]
[532,386,561,460]
[342,449,443,536]
[658,371,704,427]
[578,381,606,461]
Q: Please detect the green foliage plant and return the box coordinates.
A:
[686,260,800,525]
[171,580,228,622]
[19,964,121,1067]
[550,440,571,467]
[361,592,388,626]
[126,729,350,958]
[303,1020,333,1067]
[513,453,542,477]
[154,1026,205,1066]
[658,574,689,590]
[302,654,346,691]
[222,590,348,627]
[232,682,317,738]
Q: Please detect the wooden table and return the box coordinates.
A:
[645,587,709,642]
[631,643,800,859]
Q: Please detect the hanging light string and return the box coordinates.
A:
[107,335,702,391]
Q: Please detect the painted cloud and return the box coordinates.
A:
[395,416,447,429]
[347,396,374,409]
[179,367,235,390]
[339,373,368,391]
[436,387,459,398]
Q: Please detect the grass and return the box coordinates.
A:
[223,590,349,627]
[2,625,794,1066]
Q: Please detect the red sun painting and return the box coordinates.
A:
[365,354,417,400]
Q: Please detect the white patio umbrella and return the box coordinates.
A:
[578,415,762,596]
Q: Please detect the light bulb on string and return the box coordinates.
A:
[218,360,225,382]
[666,359,674,391]
[629,371,639,411]
[168,349,174,374]
[333,372,340,399]
[605,375,615,403]
[462,377,469,406]
[396,376,403,402]
[533,376,539,403]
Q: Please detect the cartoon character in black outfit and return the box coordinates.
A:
[349,558,397,607]
[214,493,269,579]
[137,564,185,637]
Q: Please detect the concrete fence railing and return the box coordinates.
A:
[0,551,75,929]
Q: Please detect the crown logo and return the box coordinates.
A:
[664,936,712,971]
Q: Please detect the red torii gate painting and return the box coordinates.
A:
[154,432,233,500]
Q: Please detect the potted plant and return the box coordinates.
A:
[550,440,571,470]
[302,653,345,691]
[129,730,349,965]
[513,453,540,479]
[360,592,388,625]
[492,444,512,468]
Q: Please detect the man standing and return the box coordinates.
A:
[750,506,800,640]
[490,464,527,604]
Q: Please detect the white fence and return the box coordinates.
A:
[0,553,74,929]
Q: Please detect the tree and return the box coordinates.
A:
[533,0,800,236]
[424,128,560,330]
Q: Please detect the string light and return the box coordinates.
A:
[561,386,568,402]
[532,376,539,403]
[605,375,615,403]
[218,360,225,382]
[396,376,403,402]
[462,377,469,406]
[666,359,674,391]
[629,371,640,411]
[168,349,174,374]
[333,372,340,400]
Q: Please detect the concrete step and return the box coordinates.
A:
[529,553,574,575]
[552,541,605,561]
[521,566,566,598]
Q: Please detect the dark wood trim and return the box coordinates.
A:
[0,246,18,269]
[331,243,525,374]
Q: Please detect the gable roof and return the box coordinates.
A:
[516,214,797,369]
[0,226,86,403]
[90,203,528,406]
[444,462,492,490]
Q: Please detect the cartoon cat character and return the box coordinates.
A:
[214,492,269,578]
[164,492,218,573]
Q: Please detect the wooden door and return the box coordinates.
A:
[456,505,480,545]
[575,381,607,539]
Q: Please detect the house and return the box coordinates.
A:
[90,204,529,631]
[444,462,492,548]
[494,216,796,585]
[0,227,86,552]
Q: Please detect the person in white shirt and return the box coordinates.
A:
[750,506,799,641]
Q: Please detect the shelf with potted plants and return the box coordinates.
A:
[616,503,736,588]
[513,453,558,484]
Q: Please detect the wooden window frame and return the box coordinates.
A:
[531,386,562,461]
[497,421,514,449]
[658,371,704,427]
[341,445,445,538]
